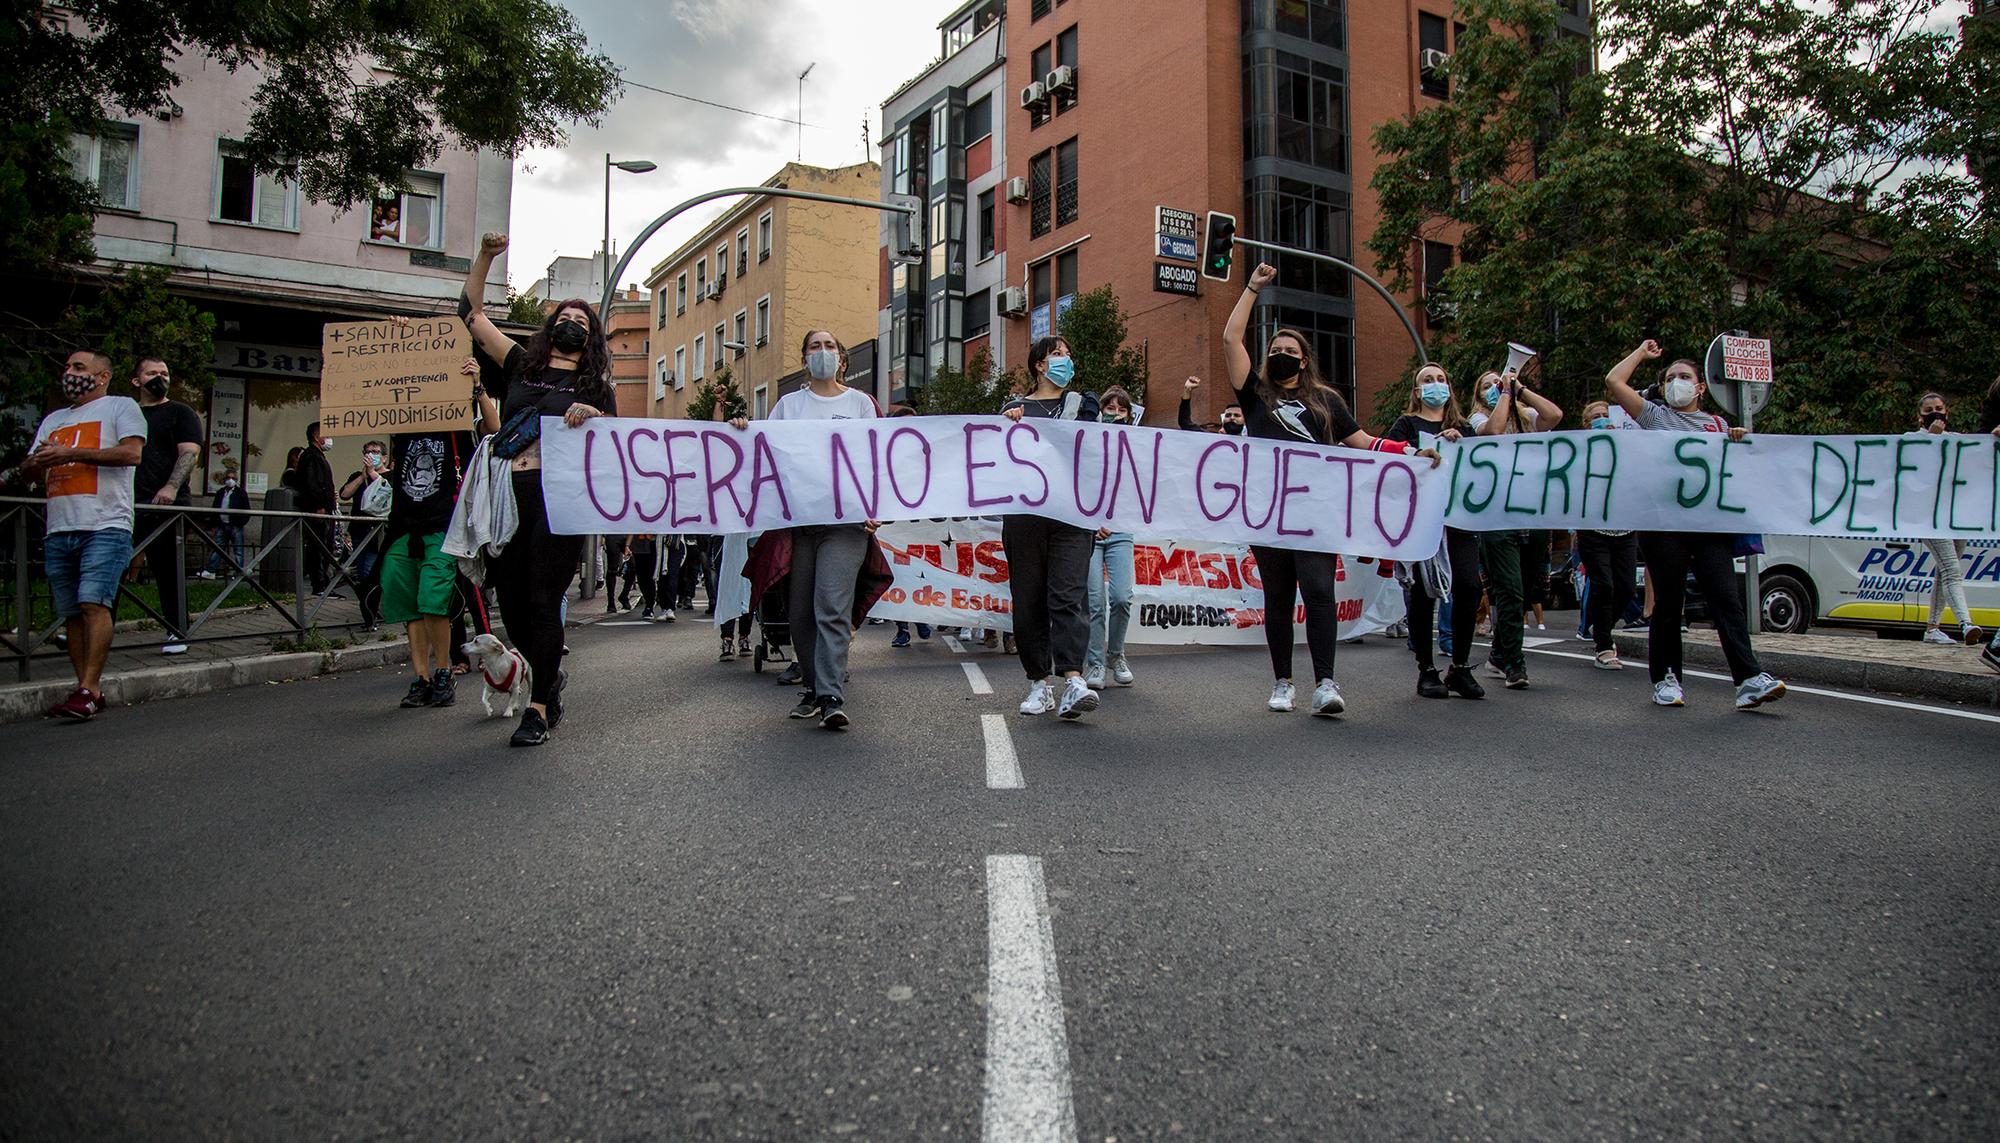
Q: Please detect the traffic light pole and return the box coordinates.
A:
[1230,237,1428,367]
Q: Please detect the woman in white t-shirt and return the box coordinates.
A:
[734,330,880,730]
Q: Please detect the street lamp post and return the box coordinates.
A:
[722,340,749,417]
[602,155,658,299]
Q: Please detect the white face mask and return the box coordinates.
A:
[1663,378,1698,408]
[806,348,840,382]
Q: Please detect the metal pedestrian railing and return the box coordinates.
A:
[2,496,390,682]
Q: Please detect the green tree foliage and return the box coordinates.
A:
[684,367,746,423]
[914,348,1012,416]
[1,0,621,272]
[1055,286,1149,401]
[506,288,548,327]
[1367,0,1998,434]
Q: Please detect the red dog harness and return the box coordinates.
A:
[479,655,523,693]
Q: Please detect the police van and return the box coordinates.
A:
[1755,536,2000,635]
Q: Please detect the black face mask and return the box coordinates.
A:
[1221,421,1246,436]
[143,378,169,398]
[1264,353,1302,383]
[550,320,589,353]
[1920,410,1947,428]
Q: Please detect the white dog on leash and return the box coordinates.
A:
[461,633,531,718]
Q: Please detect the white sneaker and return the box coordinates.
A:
[1311,677,1345,717]
[1019,680,1056,716]
[161,642,188,656]
[1653,671,1685,707]
[1734,672,1787,710]
[1109,655,1135,686]
[1057,676,1099,720]
[961,627,978,641]
[1965,625,1986,647]
[661,608,676,623]
[1083,664,1107,690]
[193,570,216,581]
[1267,680,1296,712]
[1537,623,1547,631]
[1921,628,1957,645]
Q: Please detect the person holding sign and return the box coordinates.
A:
[1385,364,1484,700]
[1084,387,1140,691]
[1225,263,1434,719]
[1469,366,1563,689]
[458,233,615,747]
[1606,340,1786,711]
[1912,392,1984,648]
[1001,336,1101,721]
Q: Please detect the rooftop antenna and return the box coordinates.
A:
[797,62,816,161]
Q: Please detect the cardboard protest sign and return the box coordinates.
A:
[318,318,471,437]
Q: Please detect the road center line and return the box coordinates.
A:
[983,714,1023,789]
[963,661,994,695]
[944,635,967,654]
[983,855,1078,1143]
[1520,644,2000,724]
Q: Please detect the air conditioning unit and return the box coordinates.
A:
[1420,48,1450,72]
[1018,81,1046,108]
[1005,176,1029,203]
[1045,65,1075,92]
[997,287,1028,317]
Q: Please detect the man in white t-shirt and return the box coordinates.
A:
[21,349,148,721]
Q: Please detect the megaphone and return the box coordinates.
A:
[1502,342,1536,378]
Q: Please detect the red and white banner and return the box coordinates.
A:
[865,518,1406,643]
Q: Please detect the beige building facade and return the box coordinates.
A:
[643,162,881,420]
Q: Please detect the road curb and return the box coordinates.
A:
[1611,630,2000,708]
[0,638,411,726]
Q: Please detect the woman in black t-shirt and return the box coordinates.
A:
[461,233,615,747]
[1384,364,1485,700]
[1223,262,1434,720]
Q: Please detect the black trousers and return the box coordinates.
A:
[1002,515,1093,680]
[1639,531,1761,684]
[302,515,333,593]
[137,515,188,639]
[1407,526,1482,672]
[628,548,657,610]
[1577,530,1639,654]
[490,474,582,705]
[1252,545,1339,683]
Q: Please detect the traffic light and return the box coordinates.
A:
[1201,211,1237,282]
[888,194,923,265]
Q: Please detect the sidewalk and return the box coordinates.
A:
[1,595,618,725]
[1611,627,2000,708]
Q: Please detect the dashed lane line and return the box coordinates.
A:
[983,714,1023,789]
[982,855,1079,1143]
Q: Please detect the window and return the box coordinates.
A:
[676,273,688,314]
[1031,260,1052,310]
[1056,249,1078,302]
[1423,240,1455,324]
[692,335,706,380]
[964,289,991,340]
[1244,174,1354,297]
[1029,150,1053,237]
[654,357,668,401]
[1029,42,1054,128]
[733,309,748,353]
[1420,13,1451,99]
[758,210,774,260]
[215,141,297,229]
[966,95,993,143]
[1243,48,1348,172]
[1054,25,1079,113]
[714,324,726,367]
[369,172,442,248]
[695,259,707,300]
[715,245,729,288]
[756,295,771,345]
[674,346,687,390]
[1055,138,1079,227]
[657,302,666,330]
[978,189,996,258]
[1244,0,1344,49]
[1032,0,1051,20]
[70,123,139,210]
[754,385,769,420]
[947,17,977,55]
[736,229,750,276]
[891,133,910,194]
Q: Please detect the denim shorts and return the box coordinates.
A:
[46,528,134,619]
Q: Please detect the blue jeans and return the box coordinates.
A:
[204,524,246,573]
[46,528,134,618]
[1086,533,1134,672]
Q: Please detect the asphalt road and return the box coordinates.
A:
[3,611,1996,1141]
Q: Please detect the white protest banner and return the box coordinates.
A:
[865,518,1406,643]
[318,318,471,437]
[1440,431,2000,540]
[539,416,1447,560]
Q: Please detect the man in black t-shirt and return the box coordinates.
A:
[131,356,203,653]
[381,429,475,709]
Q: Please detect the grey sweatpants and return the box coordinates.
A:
[787,524,870,703]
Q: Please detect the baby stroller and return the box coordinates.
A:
[751,573,794,675]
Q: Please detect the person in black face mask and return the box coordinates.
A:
[130,355,203,654]
[1174,375,1248,435]
[458,233,616,747]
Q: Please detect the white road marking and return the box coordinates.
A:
[597,621,658,627]
[983,714,1023,789]
[963,661,994,695]
[1521,645,2000,725]
[983,855,1078,1143]
[945,635,967,654]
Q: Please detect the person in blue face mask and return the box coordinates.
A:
[1000,336,1101,720]
[1385,364,1485,699]
[1573,400,1640,668]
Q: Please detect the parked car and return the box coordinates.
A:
[1753,536,2000,635]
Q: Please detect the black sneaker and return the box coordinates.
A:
[789,691,823,720]
[641,606,654,620]
[546,669,568,729]
[1504,665,1530,689]
[429,667,456,707]
[1444,665,1486,699]
[1417,668,1448,699]
[509,709,549,747]
[819,698,849,730]
[719,638,736,662]
[776,662,803,687]
[400,676,434,708]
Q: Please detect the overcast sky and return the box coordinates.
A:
[507,0,950,296]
